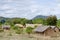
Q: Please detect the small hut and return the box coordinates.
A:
[33,26,57,36]
[2,25,10,30]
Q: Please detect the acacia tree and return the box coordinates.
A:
[46,15,57,26]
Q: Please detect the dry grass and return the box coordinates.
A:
[0,30,60,40]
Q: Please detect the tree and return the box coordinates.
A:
[32,18,43,24]
[26,20,33,24]
[1,19,5,24]
[20,18,27,26]
[46,15,57,26]
[11,18,27,25]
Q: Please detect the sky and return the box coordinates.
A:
[0,0,60,19]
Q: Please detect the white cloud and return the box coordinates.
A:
[0,0,60,19]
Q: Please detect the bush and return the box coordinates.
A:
[11,26,23,34]
[11,26,18,30]
[15,28,23,34]
[15,29,21,34]
[26,27,33,34]
[34,25,37,28]
[15,27,23,34]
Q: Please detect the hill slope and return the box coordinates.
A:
[32,15,48,20]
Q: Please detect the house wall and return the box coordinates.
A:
[34,27,56,36]
[44,27,56,36]
[3,27,10,30]
[54,27,59,32]
[34,32,44,36]
[34,27,59,36]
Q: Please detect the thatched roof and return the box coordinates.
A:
[15,24,24,28]
[50,26,56,29]
[33,26,50,32]
[26,24,42,28]
[50,26,59,29]
[33,25,59,33]
[2,25,10,28]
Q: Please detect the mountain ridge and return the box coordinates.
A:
[32,15,48,20]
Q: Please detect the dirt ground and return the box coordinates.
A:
[0,30,60,40]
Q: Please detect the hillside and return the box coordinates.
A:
[32,15,48,20]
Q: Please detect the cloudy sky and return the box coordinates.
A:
[0,0,60,19]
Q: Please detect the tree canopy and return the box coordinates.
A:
[46,15,57,26]
[32,18,44,24]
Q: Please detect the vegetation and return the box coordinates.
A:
[14,27,23,34]
[26,27,33,35]
[26,20,33,24]
[35,25,37,28]
[57,19,60,27]
[0,15,60,40]
[26,27,34,38]
[0,15,59,28]
[45,15,57,26]
[0,29,4,32]
[15,29,22,34]
[32,18,44,24]
[0,16,44,26]
[11,25,23,34]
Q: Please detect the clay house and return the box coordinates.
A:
[2,25,10,30]
[33,26,58,36]
[51,26,59,32]
[15,24,24,28]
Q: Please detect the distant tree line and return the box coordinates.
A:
[0,15,58,26]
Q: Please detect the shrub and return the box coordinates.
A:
[15,27,23,34]
[11,26,23,34]
[11,26,18,30]
[15,29,21,34]
[15,28,23,34]
[34,25,37,28]
[26,27,33,34]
